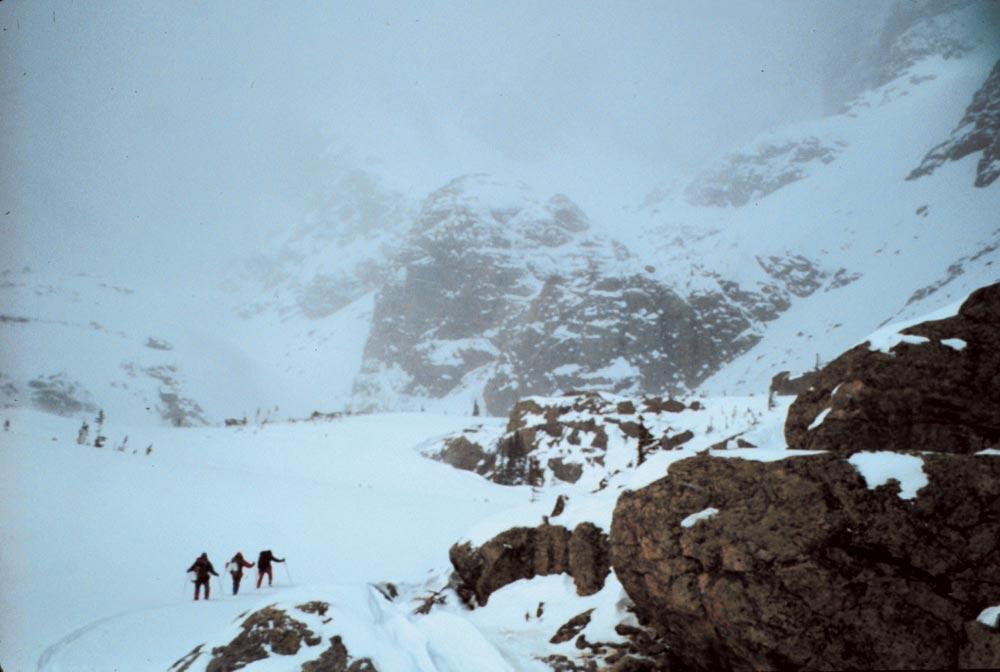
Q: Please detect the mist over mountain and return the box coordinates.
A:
[3,0,999,423]
[3,4,1000,669]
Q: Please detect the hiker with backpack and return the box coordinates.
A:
[187,552,219,601]
[226,551,255,595]
[256,549,285,588]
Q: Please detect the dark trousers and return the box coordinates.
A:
[256,567,272,588]
[231,572,243,595]
[194,578,210,601]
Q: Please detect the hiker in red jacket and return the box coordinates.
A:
[226,551,255,596]
[187,552,219,601]
[256,549,285,588]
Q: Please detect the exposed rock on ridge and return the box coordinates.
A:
[908,58,1000,187]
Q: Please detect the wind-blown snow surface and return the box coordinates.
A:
[0,410,526,670]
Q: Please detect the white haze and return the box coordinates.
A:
[2,0,892,289]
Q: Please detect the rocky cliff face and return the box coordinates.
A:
[908,58,1000,187]
[609,281,1000,671]
[354,175,813,415]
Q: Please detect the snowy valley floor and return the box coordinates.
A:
[2,393,804,671]
[0,410,531,671]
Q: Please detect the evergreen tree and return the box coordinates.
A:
[77,421,89,445]
[472,400,481,417]
[636,416,655,466]
[94,409,106,447]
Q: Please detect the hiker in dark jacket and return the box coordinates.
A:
[187,552,219,601]
[226,551,255,595]
[256,549,285,588]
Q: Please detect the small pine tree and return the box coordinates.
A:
[94,409,105,446]
[3,419,9,431]
[77,421,89,445]
[472,400,480,417]
[636,417,655,466]
[145,444,153,456]
[528,457,544,501]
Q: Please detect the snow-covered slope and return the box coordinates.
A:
[232,163,415,321]
[0,409,526,671]
[0,267,372,426]
[624,2,1000,395]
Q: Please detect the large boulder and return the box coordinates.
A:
[785,281,1000,455]
[610,451,1000,671]
[450,522,610,606]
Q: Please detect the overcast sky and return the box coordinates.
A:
[1,1,891,288]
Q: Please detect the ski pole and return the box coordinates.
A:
[215,575,225,600]
[282,562,293,586]
[182,574,190,598]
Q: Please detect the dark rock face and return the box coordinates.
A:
[481,273,757,415]
[550,609,595,644]
[610,452,1000,671]
[768,370,817,397]
[908,59,1000,187]
[785,282,1000,455]
[176,603,378,672]
[568,522,611,597]
[301,636,378,672]
[438,435,495,475]
[205,606,322,672]
[449,522,610,606]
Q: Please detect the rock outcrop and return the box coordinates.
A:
[785,281,1000,455]
[427,391,702,487]
[908,58,1000,187]
[685,136,845,208]
[173,603,378,672]
[204,606,323,672]
[450,522,610,606]
[610,451,1000,671]
[609,282,1000,671]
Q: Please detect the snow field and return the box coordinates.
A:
[0,409,526,671]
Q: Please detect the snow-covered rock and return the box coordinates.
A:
[354,175,773,415]
[908,58,1000,187]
